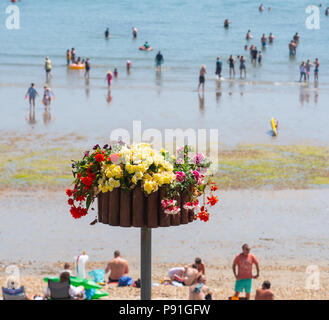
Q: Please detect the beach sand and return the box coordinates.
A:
[1,261,328,300]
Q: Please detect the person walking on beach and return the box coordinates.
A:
[299,61,307,82]
[189,275,212,300]
[105,250,129,283]
[228,55,235,78]
[26,83,39,107]
[232,243,260,300]
[314,58,320,81]
[45,56,52,82]
[198,65,206,91]
[84,58,90,79]
[239,55,246,79]
[132,27,138,38]
[105,70,113,89]
[155,51,164,71]
[255,280,274,300]
[215,56,222,79]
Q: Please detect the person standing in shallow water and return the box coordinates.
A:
[224,19,231,28]
[198,65,206,92]
[314,58,320,81]
[26,83,39,107]
[132,27,138,38]
[155,51,164,71]
[45,56,52,82]
[228,55,236,78]
[215,56,222,79]
[84,58,90,79]
[105,28,110,39]
[239,56,246,79]
[106,70,113,89]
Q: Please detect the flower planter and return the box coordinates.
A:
[97,187,195,228]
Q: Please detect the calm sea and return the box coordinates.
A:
[0,0,328,145]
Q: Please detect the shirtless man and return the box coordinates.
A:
[190,257,206,275]
[255,281,274,300]
[246,30,253,40]
[224,19,231,28]
[189,275,212,300]
[269,33,275,43]
[293,32,300,44]
[259,4,265,12]
[105,250,129,283]
[198,65,207,91]
[289,40,297,56]
[173,265,199,286]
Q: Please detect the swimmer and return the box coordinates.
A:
[246,30,253,40]
[261,34,267,47]
[144,41,150,49]
[293,32,300,44]
[251,46,258,63]
[289,40,297,56]
[224,19,231,28]
[269,33,275,43]
[105,28,110,39]
[114,68,118,78]
[132,27,138,38]
[244,45,249,51]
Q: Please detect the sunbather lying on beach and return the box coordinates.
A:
[189,275,212,300]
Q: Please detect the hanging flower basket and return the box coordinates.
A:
[66,143,219,227]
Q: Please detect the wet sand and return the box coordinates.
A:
[0,189,328,265]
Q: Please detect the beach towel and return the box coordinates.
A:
[118,276,133,287]
[88,269,105,283]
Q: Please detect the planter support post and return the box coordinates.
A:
[141,226,152,300]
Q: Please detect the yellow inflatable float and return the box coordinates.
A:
[69,63,85,70]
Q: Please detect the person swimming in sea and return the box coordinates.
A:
[246,30,253,40]
[144,41,150,49]
[105,28,110,39]
[224,19,231,28]
[132,27,138,38]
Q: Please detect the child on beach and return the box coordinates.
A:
[26,83,39,107]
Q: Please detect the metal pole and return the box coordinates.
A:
[141,227,152,300]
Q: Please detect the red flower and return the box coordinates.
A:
[81,176,93,187]
[77,173,81,179]
[211,185,218,192]
[70,206,88,219]
[66,189,73,197]
[95,153,104,163]
[207,194,219,206]
[197,206,209,222]
[68,198,74,206]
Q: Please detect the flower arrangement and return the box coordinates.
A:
[67,143,219,222]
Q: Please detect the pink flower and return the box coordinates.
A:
[193,153,205,165]
[110,153,120,163]
[175,158,184,164]
[192,170,201,183]
[176,171,186,182]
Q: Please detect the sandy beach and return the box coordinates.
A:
[1,261,328,300]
